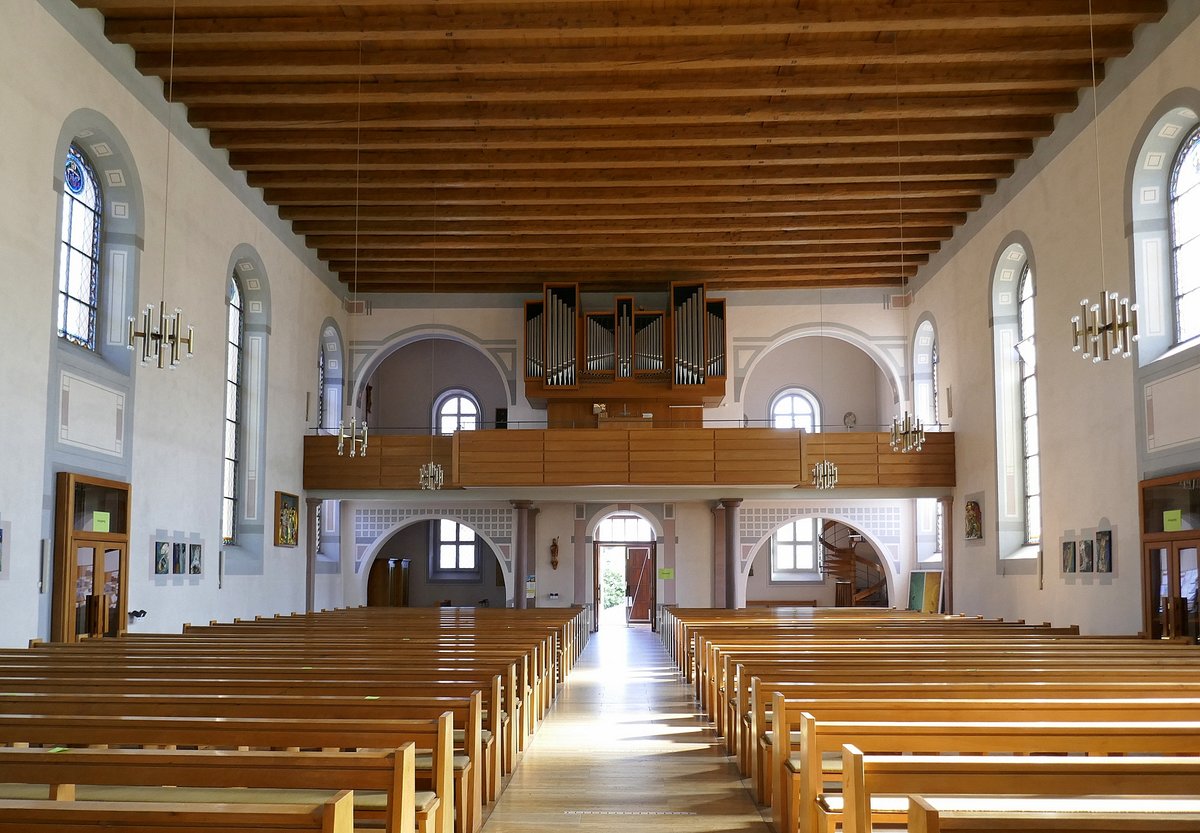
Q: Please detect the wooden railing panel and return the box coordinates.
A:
[305,430,955,491]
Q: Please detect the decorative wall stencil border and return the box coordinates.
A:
[59,371,125,456]
[354,505,514,573]
[739,504,902,565]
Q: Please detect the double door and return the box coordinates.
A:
[71,540,127,638]
[1145,540,1200,640]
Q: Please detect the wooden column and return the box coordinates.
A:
[305,498,320,613]
[721,498,744,610]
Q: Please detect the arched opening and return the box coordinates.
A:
[592,511,656,629]
[745,516,889,608]
[365,518,507,608]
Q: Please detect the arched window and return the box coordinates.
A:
[1016,266,1042,545]
[913,319,939,427]
[221,276,244,545]
[772,517,821,580]
[58,144,102,350]
[435,391,479,435]
[1170,124,1200,345]
[771,388,820,432]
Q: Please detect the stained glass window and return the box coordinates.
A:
[1170,125,1200,345]
[222,277,244,545]
[58,144,102,349]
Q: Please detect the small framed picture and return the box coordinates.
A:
[1078,539,1094,572]
[189,543,202,575]
[1061,540,1076,573]
[1096,530,1113,573]
[172,542,187,574]
[964,500,982,540]
[275,491,300,547]
[154,541,170,576]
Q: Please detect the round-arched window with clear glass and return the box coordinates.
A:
[770,389,820,432]
[435,391,480,435]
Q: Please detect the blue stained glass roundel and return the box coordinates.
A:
[65,155,85,195]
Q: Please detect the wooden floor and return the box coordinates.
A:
[481,622,771,832]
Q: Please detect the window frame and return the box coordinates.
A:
[1016,265,1042,546]
[433,390,481,435]
[221,275,244,546]
[428,519,482,582]
[1169,123,1200,347]
[770,517,823,583]
[770,388,821,433]
[58,143,103,351]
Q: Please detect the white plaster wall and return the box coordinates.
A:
[673,502,714,607]
[531,503,576,608]
[911,13,1200,635]
[0,1,344,645]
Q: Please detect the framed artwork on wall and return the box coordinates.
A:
[1061,540,1076,573]
[172,542,187,574]
[154,541,170,575]
[275,491,300,548]
[189,543,202,575]
[1096,529,1113,573]
[1078,539,1094,572]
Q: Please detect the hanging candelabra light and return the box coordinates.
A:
[418,186,444,490]
[890,411,926,454]
[128,0,194,370]
[810,286,838,490]
[1068,0,1139,362]
[1071,294,1139,361]
[888,49,924,453]
[337,417,368,457]
[339,47,368,461]
[811,458,839,491]
[419,460,444,491]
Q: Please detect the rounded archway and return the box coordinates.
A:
[358,516,510,608]
[587,507,662,630]
[743,514,894,608]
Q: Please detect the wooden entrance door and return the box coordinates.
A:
[1145,539,1200,640]
[626,545,654,623]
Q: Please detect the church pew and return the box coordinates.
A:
[0,692,471,833]
[0,650,520,782]
[0,791,355,833]
[838,745,1200,833]
[0,712,455,833]
[0,745,419,833]
[746,677,1200,803]
[780,713,1200,833]
[0,673,504,805]
[908,795,1200,833]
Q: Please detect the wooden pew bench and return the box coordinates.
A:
[908,795,1200,833]
[781,716,1200,833]
[0,746,421,833]
[834,745,1200,833]
[0,712,454,833]
[746,677,1200,804]
[0,791,355,833]
[0,692,473,833]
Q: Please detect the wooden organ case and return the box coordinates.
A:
[524,282,727,425]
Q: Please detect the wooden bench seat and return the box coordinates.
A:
[908,795,1200,832]
[835,745,1200,833]
[782,715,1200,833]
[0,746,421,833]
[0,712,454,833]
[0,792,355,833]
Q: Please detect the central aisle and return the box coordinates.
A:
[481,623,772,832]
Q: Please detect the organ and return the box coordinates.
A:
[524,282,727,419]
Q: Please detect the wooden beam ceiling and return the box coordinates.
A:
[74,0,1167,294]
